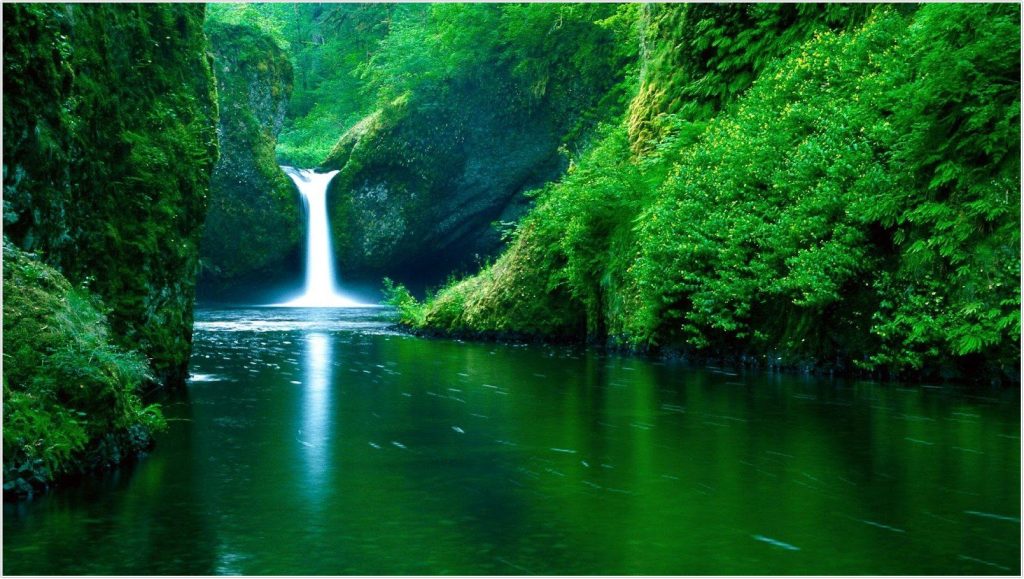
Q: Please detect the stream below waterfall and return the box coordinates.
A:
[3,306,1020,575]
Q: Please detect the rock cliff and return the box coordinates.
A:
[3,4,219,386]
[200,21,299,290]
[320,83,564,284]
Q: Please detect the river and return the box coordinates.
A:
[3,307,1020,574]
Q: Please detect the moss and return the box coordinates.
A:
[3,239,165,498]
[200,20,298,284]
[320,108,387,171]
[321,83,566,282]
[3,4,219,386]
[400,220,585,339]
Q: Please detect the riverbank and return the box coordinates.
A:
[378,4,1020,389]
[391,319,1019,388]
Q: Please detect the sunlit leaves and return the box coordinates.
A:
[403,4,1019,380]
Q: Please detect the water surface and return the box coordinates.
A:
[4,307,1020,574]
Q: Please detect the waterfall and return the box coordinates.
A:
[277,166,366,307]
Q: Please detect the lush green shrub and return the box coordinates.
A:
[627,10,909,351]
[626,4,1019,376]
[382,277,425,327]
[3,240,165,497]
[627,4,873,151]
[858,4,1021,372]
[408,4,1020,381]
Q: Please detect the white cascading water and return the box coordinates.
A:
[277,166,366,307]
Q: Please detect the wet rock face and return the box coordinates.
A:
[2,4,219,386]
[322,81,565,284]
[200,21,299,287]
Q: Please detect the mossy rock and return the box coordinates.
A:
[321,82,565,284]
[200,20,299,285]
[3,4,219,386]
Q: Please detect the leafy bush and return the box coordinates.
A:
[3,240,165,496]
[382,277,425,327]
[627,4,873,150]
[410,5,1020,381]
[858,4,1021,372]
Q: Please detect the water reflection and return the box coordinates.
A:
[300,332,333,498]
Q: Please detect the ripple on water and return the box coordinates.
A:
[195,320,394,333]
[192,306,399,335]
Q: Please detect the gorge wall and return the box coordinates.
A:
[200,20,299,296]
[3,3,219,495]
[3,3,219,386]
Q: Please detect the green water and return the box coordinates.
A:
[4,307,1020,575]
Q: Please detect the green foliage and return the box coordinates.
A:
[3,240,165,495]
[207,3,394,167]
[280,4,394,166]
[359,3,637,139]
[205,3,289,48]
[382,277,424,327]
[521,124,652,337]
[628,3,873,151]
[627,11,906,351]
[413,4,1020,381]
[225,4,639,168]
[856,3,1021,372]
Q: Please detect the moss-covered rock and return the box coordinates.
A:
[414,220,585,339]
[2,4,219,386]
[321,81,565,284]
[3,239,165,499]
[200,20,299,286]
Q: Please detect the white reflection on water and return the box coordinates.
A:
[299,332,333,496]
